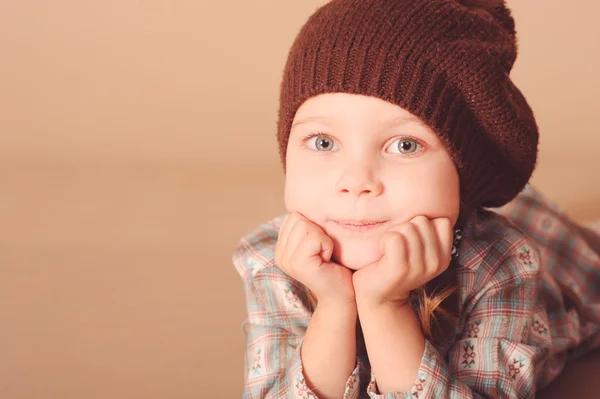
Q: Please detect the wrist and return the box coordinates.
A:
[356,295,410,313]
[317,297,358,316]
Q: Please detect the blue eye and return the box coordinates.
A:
[306,134,337,151]
[388,137,423,155]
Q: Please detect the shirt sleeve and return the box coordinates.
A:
[233,237,363,399]
[365,240,553,399]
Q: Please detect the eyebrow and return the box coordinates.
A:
[292,114,426,128]
[291,116,334,129]
[386,115,428,129]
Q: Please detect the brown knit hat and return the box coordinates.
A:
[276,0,539,220]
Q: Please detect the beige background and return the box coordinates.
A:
[1,1,599,398]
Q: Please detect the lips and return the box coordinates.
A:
[331,219,388,231]
[335,220,386,226]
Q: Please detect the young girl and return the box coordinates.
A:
[233,0,600,397]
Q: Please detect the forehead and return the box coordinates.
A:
[291,93,441,144]
[293,93,414,121]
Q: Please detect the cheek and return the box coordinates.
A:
[422,163,460,221]
[388,161,460,223]
[284,158,328,215]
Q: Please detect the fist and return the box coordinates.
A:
[352,216,454,307]
[275,212,356,306]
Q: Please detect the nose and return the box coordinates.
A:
[336,163,383,197]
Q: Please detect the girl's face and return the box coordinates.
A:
[284,93,460,270]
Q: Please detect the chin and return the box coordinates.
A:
[332,240,382,270]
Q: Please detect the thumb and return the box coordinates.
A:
[378,231,398,266]
[320,234,334,263]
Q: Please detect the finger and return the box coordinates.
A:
[410,216,440,273]
[380,231,408,273]
[319,232,334,263]
[293,224,334,264]
[291,230,327,272]
[432,218,453,266]
[277,213,304,264]
[399,222,423,270]
[275,213,291,264]
[297,217,334,263]
[276,213,297,266]
[282,217,310,269]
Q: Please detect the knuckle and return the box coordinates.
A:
[427,254,440,269]
[412,215,428,225]
[390,230,404,240]
[386,232,404,247]
[399,223,415,235]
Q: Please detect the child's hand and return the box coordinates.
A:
[275,212,355,307]
[352,216,453,308]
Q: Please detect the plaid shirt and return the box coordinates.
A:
[232,185,600,398]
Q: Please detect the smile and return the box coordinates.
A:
[331,220,388,231]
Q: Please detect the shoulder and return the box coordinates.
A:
[459,208,541,274]
[456,209,542,302]
[232,214,286,283]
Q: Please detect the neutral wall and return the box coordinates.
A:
[1,1,599,398]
